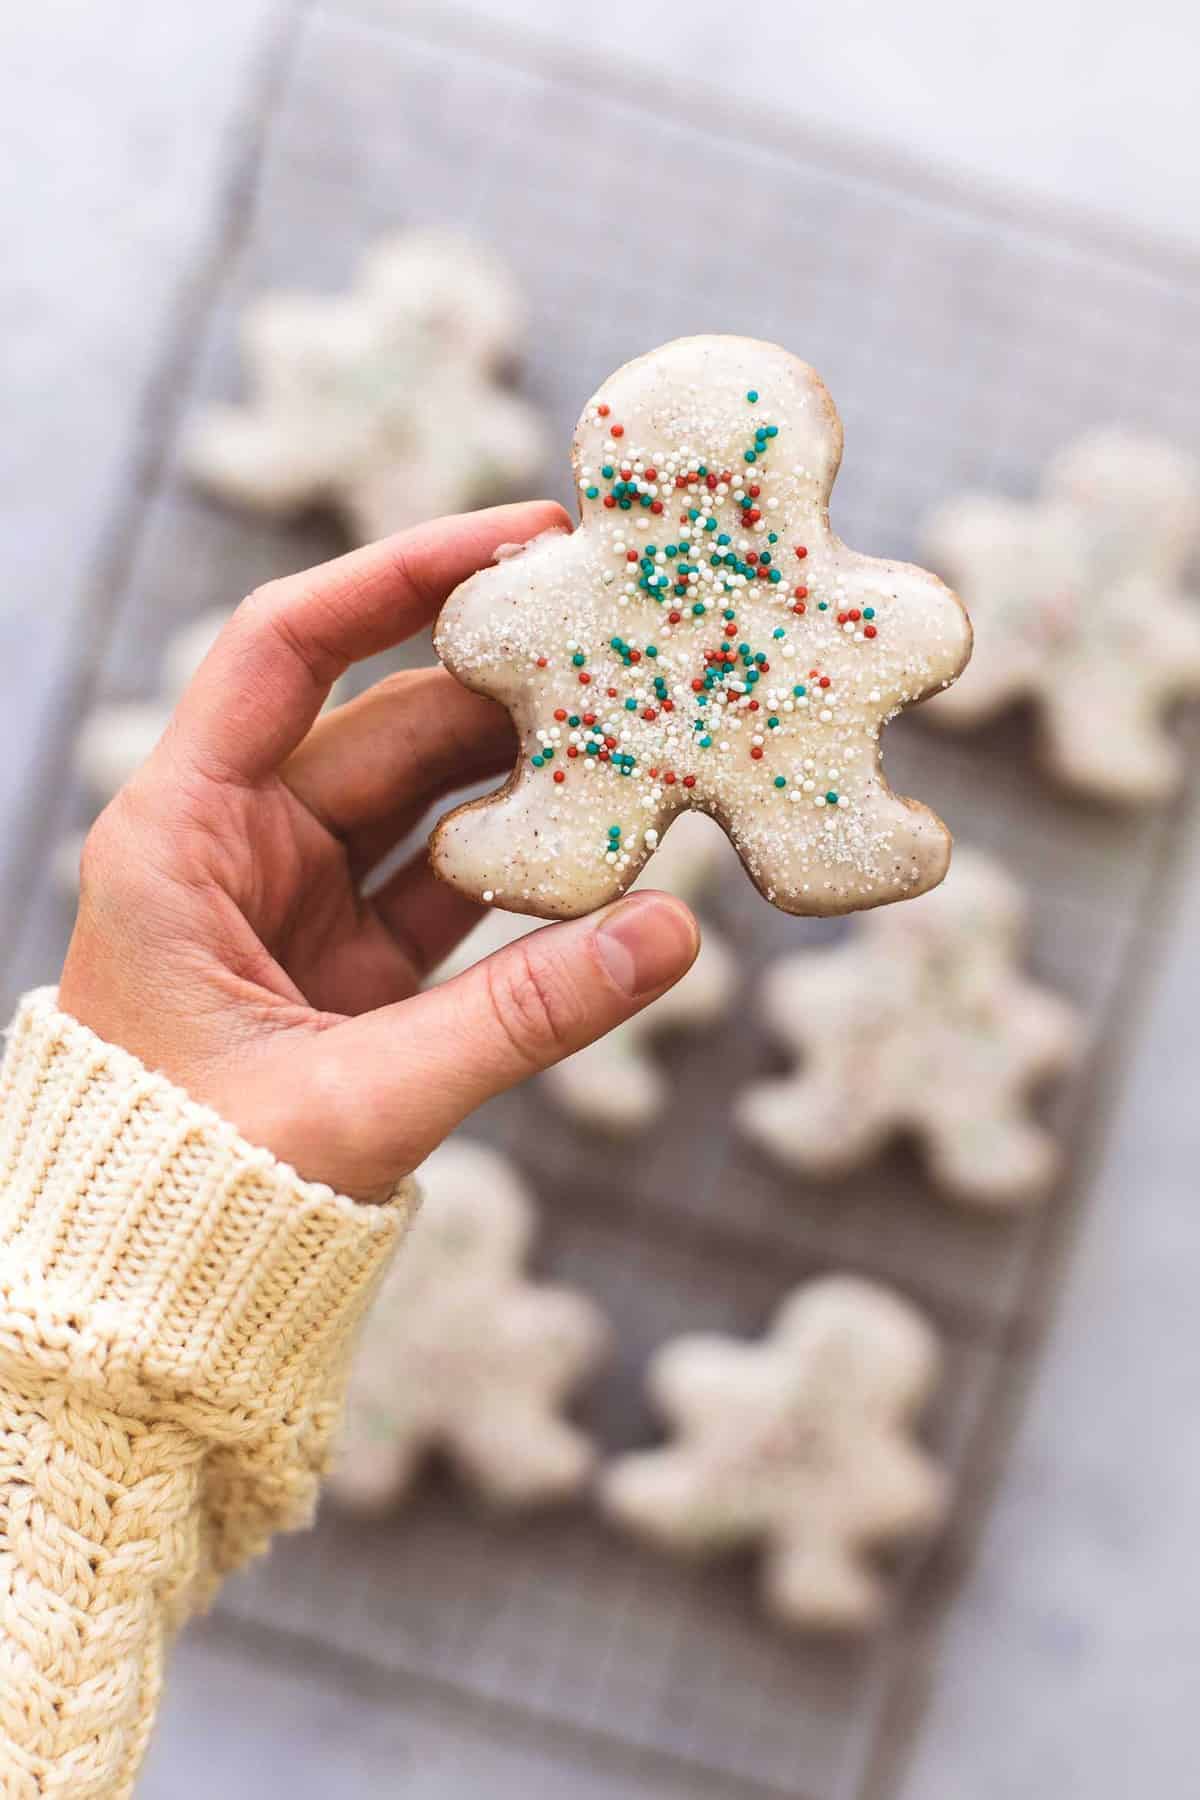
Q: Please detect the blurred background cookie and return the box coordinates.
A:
[922,430,1200,802]
[738,848,1083,1206]
[185,232,546,542]
[329,1138,610,1515]
[601,1275,948,1631]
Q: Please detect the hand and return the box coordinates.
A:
[58,504,699,1200]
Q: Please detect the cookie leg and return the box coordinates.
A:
[762,1535,884,1631]
[431,780,660,918]
[602,1447,749,1554]
[326,1427,425,1516]
[725,787,952,917]
[737,1074,891,1177]
[925,1110,1061,1206]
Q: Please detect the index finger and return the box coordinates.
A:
[168,501,570,783]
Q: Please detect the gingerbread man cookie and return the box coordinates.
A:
[431,336,972,920]
[431,812,737,1131]
[601,1275,948,1631]
[185,231,546,542]
[922,429,1200,802]
[737,848,1082,1206]
[328,1139,609,1514]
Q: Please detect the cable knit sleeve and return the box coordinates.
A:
[0,989,417,1799]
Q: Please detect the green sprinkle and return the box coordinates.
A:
[794,684,807,697]
[826,790,839,805]
[568,715,580,727]
[767,715,780,728]
[572,652,585,666]
[532,754,544,767]
[744,450,757,463]
[769,568,782,583]
[692,602,705,615]
[601,464,614,478]
[773,627,785,639]
[646,645,658,657]
[774,775,787,788]
[746,389,759,403]
[863,606,875,619]
[625,697,637,711]
[817,601,828,611]
[585,485,599,499]
[699,734,712,747]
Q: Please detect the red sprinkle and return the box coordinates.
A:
[651,500,663,514]
[864,624,877,638]
[750,746,764,760]
[795,545,808,559]
[644,467,657,480]
[606,686,618,698]
[597,403,610,417]
[746,552,759,564]
[748,484,761,498]
[682,775,696,788]
[692,678,705,691]
[611,424,624,437]
[583,712,597,725]
[553,770,565,783]
[553,708,566,720]
[578,671,591,684]
[793,585,808,599]
[668,610,682,623]
[793,602,807,614]
[536,656,548,668]
[642,708,657,721]
[603,496,616,508]
[664,772,677,785]
[849,609,861,621]
[819,676,831,689]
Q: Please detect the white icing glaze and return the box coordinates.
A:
[328,1139,609,1514]
[737,847,1083,1206]
[601,1275,948,1631]
[431,812,737,1131]
[184,231,546,542]
[432,336,971,918]
[922,428,1200,802]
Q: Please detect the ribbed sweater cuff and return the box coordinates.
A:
[0,988,417,1427]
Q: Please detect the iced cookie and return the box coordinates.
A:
[185,231,545,542]
[431,335,972,920]
[432,812,737,1131]
[601,1275,948,1631]
[328,1140,609,1514]
[737,848,1082,1206]
[922,429,1200,802]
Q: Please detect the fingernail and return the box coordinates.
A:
[593,892,699,998]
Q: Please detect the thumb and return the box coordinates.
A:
[345,890,700,1179]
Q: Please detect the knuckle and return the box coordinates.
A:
[483,939,582,1070]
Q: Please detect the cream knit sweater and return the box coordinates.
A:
[0,989,417,1798]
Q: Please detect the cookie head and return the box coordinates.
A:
[432,336,971,919]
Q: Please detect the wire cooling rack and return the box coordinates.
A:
[7,5,1199,1795]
